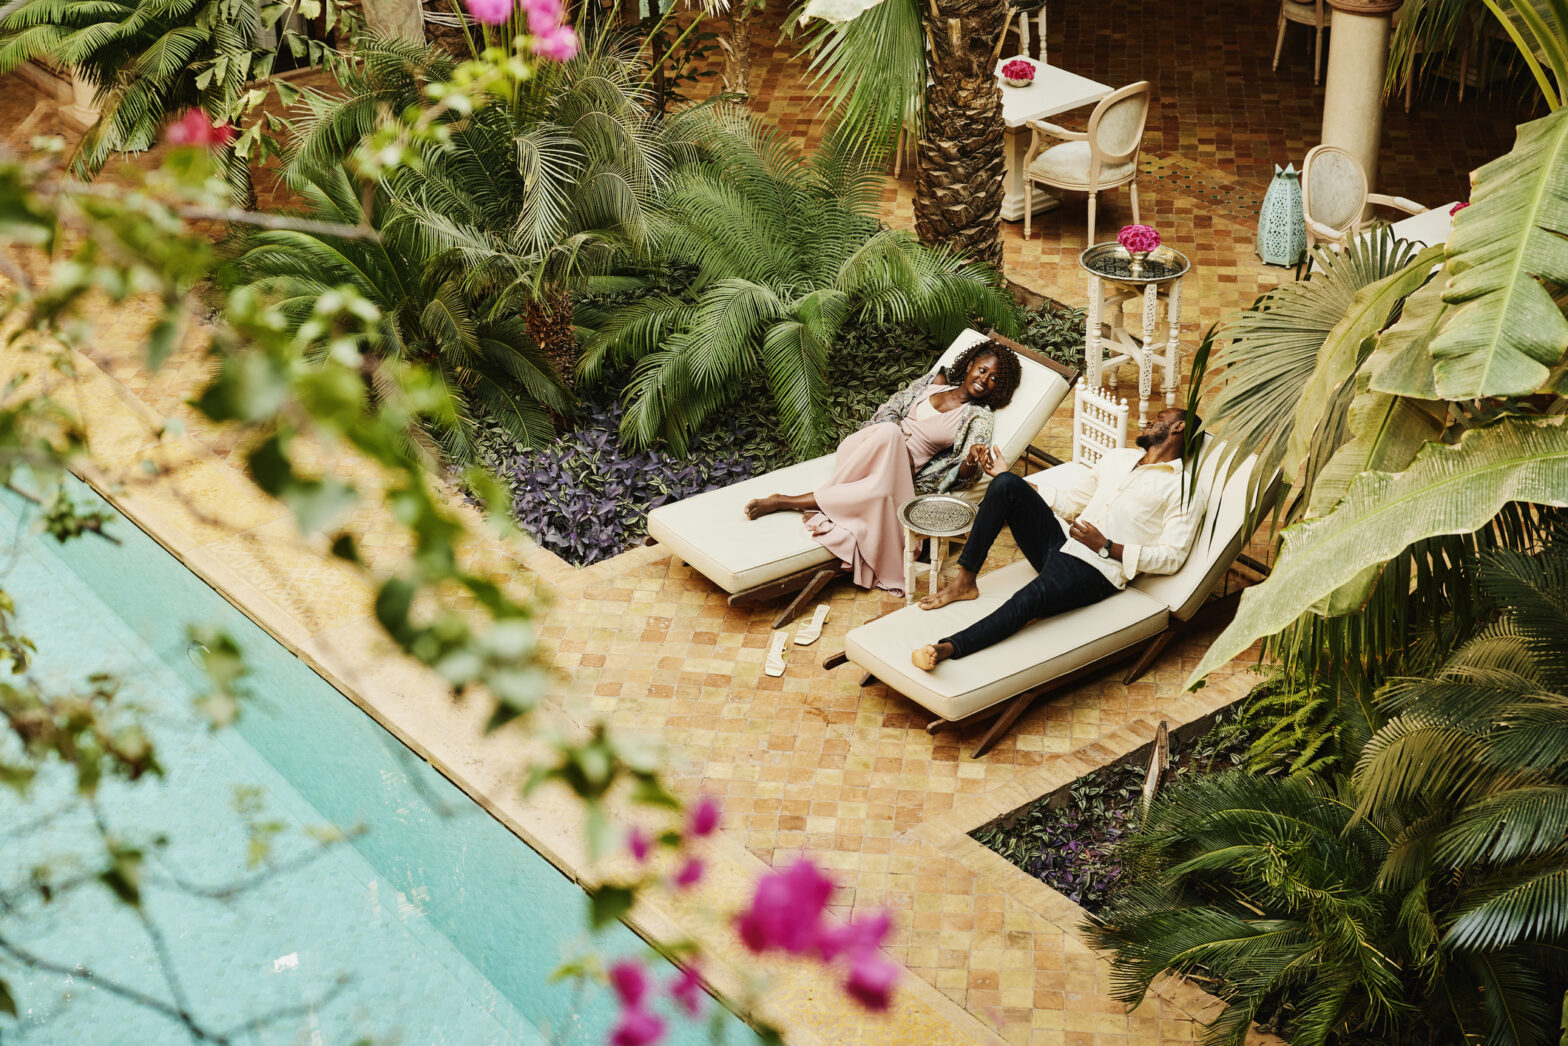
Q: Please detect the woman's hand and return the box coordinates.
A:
[958,442,990,478]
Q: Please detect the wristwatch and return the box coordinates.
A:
[1097,539,1112,559]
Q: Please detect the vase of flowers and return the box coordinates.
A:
[1000,59,1036,88]
[1117,224,1160,277]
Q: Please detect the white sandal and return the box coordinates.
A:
[764,630,788,676]
[792,604,831,646]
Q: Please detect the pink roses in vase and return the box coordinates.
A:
[1001,59,1036,87]
[1117,224,1160,276]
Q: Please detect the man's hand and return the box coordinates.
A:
[1069,518,1108,552]
[983,443,1008,477]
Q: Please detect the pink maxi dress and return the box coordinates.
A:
[804,385,966,594]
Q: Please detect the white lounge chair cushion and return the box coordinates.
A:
[844,559,1169,722]
[646,329,1073,595]
[647,455,836,594]
[1027,141,1136,187]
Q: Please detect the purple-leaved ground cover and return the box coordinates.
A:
[971,707,1252,912]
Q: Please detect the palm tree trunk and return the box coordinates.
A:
[526,291,577,390]
[722,1,753,99]
[914,0,1007,269]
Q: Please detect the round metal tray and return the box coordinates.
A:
[1078,242,1191,284]
[898,494,977,537]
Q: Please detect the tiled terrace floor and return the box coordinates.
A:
[0,3,1539,1043]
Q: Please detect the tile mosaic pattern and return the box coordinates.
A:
[0,5,1529,1040]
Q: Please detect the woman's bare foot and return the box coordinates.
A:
[912,641,955,671]
[918,574,980,610]
[744,495,788,520]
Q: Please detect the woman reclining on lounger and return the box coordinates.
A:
[743,340,1022,594]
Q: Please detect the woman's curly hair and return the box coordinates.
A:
[941,339,1023,410]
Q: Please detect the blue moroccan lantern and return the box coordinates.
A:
[1257,163,1306,267]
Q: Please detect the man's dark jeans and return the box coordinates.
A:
[942,473,1116,658]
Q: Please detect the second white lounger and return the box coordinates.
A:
[834,444,1274,756]
[645,329,1079,625]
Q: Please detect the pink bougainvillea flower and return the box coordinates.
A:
[669,964,704,1018]
[843,955,898,1012]
[674,857,705,890]
[608,960,649,1009]
[531,24,579,61]
[1450,201,1471,216]
[165,110,235,148]
[816,909,892,962]
[521,0,565,28]
[1000,59,1035,81]
[464,0,514,23]
[1116,224,1160,253]
[628,826,651,863]
[609,1007,665,1046]
[737,858,835,954]
[688,796,721,838]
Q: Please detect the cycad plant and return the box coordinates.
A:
[580,107,1019,456]
[0,0,343,197]
[1090,529,1568,1046]
[237,166,570,462]
[284,33,684,390]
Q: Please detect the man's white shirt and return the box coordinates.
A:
[1037,448,1204,589]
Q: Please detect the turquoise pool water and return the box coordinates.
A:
[0,477,751,1045]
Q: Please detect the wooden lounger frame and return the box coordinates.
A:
[649,331,1081,628]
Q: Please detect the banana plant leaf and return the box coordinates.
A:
[1285,244,1442,481]
[1368,275,1448,399]
[1190,415,1568,687]
[1429,105,1568,398]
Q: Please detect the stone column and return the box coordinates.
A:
[58,69,101,131]
[1320,0,1402,193]
[362,0,426,42]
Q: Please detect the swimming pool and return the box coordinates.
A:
[0,477,753,1045]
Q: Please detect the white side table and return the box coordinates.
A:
[1079,245,1191,426]
[897,495,977,605]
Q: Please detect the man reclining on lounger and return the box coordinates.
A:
[912,407,1203,671]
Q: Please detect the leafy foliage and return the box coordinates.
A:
[0,0,349,190]
[237,165,572,463]
[1095,532,1568,1046]
[1016,299,1087,371]
[580,106,1020,457]
[483,391,769,566]
[972,710,1252,912]
[1192,107,1568,694]
[486,319,937,564]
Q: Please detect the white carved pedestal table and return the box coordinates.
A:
[1078,243,1191,426]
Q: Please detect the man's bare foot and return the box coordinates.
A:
[918,576,979,611]
[912,641,955,671]
[744,495,787,520]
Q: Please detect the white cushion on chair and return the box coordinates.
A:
[646,329,1073,595]
[1027,141,1135,187]
[844,559,1169,722]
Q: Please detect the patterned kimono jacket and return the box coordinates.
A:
[862,372,996,494]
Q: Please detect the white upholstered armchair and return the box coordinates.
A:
[1301,144,1427,253]
[1021,80,1151,246]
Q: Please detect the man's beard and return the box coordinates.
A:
[1135,432,1154,450]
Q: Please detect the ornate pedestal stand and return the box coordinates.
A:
[1079,244,1191,426]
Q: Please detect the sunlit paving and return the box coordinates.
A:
[1,0,1564,1043]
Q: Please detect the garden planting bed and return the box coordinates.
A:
[486,301,1087,567]
[971,705,1253,912]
